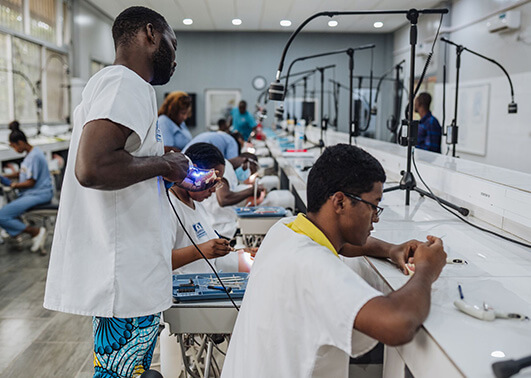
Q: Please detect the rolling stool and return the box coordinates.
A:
[20,169,61,254]
[21,201,58,254]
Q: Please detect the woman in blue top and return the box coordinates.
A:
[157,91,193,152]
[0,126,53,251]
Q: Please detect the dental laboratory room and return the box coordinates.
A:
[0,0,530,377]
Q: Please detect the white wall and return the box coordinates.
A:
[156,31,393,138]
[71,1,115,81]
[393,0,531,174]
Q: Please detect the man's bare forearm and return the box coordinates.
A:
[216,185,253,207]
[76,150,178,190]
[340,237,393,258]
[354,268,433,345]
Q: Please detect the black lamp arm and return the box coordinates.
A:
[276,9,447,80]
[375,59,406,103]
[441,37,515,101]
[284,45,375,98]
[284,49,350,97]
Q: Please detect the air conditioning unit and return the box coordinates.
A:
[486,11,520,33]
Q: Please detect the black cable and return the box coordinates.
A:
[442,46,447,135]
[411,153,531,248]
[359,49,375,133]
[211,338,227,356]
[165,189,240,311]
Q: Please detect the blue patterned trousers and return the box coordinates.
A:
[93,313,160,378]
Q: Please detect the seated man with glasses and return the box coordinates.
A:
[222,143,447,378]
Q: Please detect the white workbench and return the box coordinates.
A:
[265,127,531,378]
[0,126,70,163]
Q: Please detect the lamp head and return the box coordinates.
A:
[269,80,285,101]
[508,101,517,114]
[274,105,285,120]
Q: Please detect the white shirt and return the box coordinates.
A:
[221,217,381,378]
[169,193,238,274]
[202,159,243,238]
[44,66,174,318]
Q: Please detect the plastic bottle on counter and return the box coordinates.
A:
[294,119,305,150]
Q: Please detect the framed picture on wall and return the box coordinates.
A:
[205,89,241,129]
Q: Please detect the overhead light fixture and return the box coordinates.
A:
[232,18,242,26]
[183,18,193,26]
[280,20,292,27]
[74,15,93,26]
[374,21,384,28]
[491,351,506,358]
[328,20,338,27]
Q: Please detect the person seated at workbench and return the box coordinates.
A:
[217,118,230,133]
[221,144,447,378]
[169,142,238,274]
[202,152,265,239]
[158,91,193,152]
[0,125,53,252]
[182,130,244,160]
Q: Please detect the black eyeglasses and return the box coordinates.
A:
[343,192,384,217]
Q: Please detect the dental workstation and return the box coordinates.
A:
[0,1,530,377]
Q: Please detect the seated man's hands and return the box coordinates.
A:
[409,236,447,282]
[199,238,234,259]
[245,184,266,206]
[388,240,422,275]
[243,247,258,257]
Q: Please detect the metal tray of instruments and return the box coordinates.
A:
[172,272,248,302]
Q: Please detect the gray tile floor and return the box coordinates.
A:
[0,236,165,378]
[0,237,93,378]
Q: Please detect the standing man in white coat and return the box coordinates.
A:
[44,6,191,378]
[222,144,447,377]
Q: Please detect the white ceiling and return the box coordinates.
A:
[87,0,445,33]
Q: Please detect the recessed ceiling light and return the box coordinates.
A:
[374,21,384,28]
[280,20,292,27]
[328,20,338,27]
[74,15,93,26]
[183,18,193,26]
[232,18,242,26]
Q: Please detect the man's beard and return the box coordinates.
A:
[151,41,173,85]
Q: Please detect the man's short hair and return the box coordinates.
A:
[416,92,432,111]
[307,144,386,213]
[185,143,225,170]
[112,6,169,48]
[218,118,227,127]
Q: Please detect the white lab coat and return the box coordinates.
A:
[44,66,173,318]
[169,193,238,274]
[202,159,242,238]
[222,217,380,378]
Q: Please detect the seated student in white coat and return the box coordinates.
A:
[202,153,265,239]
[221,144,447,378]
[169,142,238,274]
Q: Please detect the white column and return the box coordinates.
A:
[23,0,30,35]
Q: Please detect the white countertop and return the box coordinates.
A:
[265,129,531,378]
